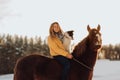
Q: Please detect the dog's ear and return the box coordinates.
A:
[67,30,74,33]
[70,30,74,32]
[67,30,74,35]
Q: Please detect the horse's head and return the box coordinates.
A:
[72,25,102,57]
[87,24,102,51]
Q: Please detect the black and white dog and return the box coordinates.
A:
[63,30,74,53]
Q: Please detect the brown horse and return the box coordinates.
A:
[14,25,102,80]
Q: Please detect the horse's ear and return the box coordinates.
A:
[87,25,91,32]
[97,24,101,31]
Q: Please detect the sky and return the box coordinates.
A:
[0,0,120,45]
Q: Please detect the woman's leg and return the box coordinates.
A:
[54,55,70,80]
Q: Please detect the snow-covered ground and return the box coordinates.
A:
[93,59,120,80]
[0,59,120,80]
[0,74,13,80]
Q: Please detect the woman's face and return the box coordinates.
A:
[53,24,60,33]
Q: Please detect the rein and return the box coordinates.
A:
[72,57,93,71]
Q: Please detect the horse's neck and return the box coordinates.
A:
[84,50,98,68]
[72,49,98,68]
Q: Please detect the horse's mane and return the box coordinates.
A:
[72,36,89,56]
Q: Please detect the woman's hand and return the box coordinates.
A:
[66,54,73,59]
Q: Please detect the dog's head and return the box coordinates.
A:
[64,30,74,40]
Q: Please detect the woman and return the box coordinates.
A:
[47,22,73,80]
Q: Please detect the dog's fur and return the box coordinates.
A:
[63,30,74,53]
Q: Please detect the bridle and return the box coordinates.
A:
[72,57,93,71]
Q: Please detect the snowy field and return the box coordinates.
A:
[93,59,120,80]
[0,59,120,80]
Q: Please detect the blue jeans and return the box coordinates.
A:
[53,55,70,80]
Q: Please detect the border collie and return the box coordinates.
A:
[63,30,74,53]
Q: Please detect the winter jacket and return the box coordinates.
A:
[47,36,69,57]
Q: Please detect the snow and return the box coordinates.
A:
[0,74,13,80]
[93,59,120,80]
[0,59,120,80]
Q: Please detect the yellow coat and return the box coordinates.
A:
[47,36,69,57]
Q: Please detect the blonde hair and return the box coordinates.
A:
[49,22,64,38]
